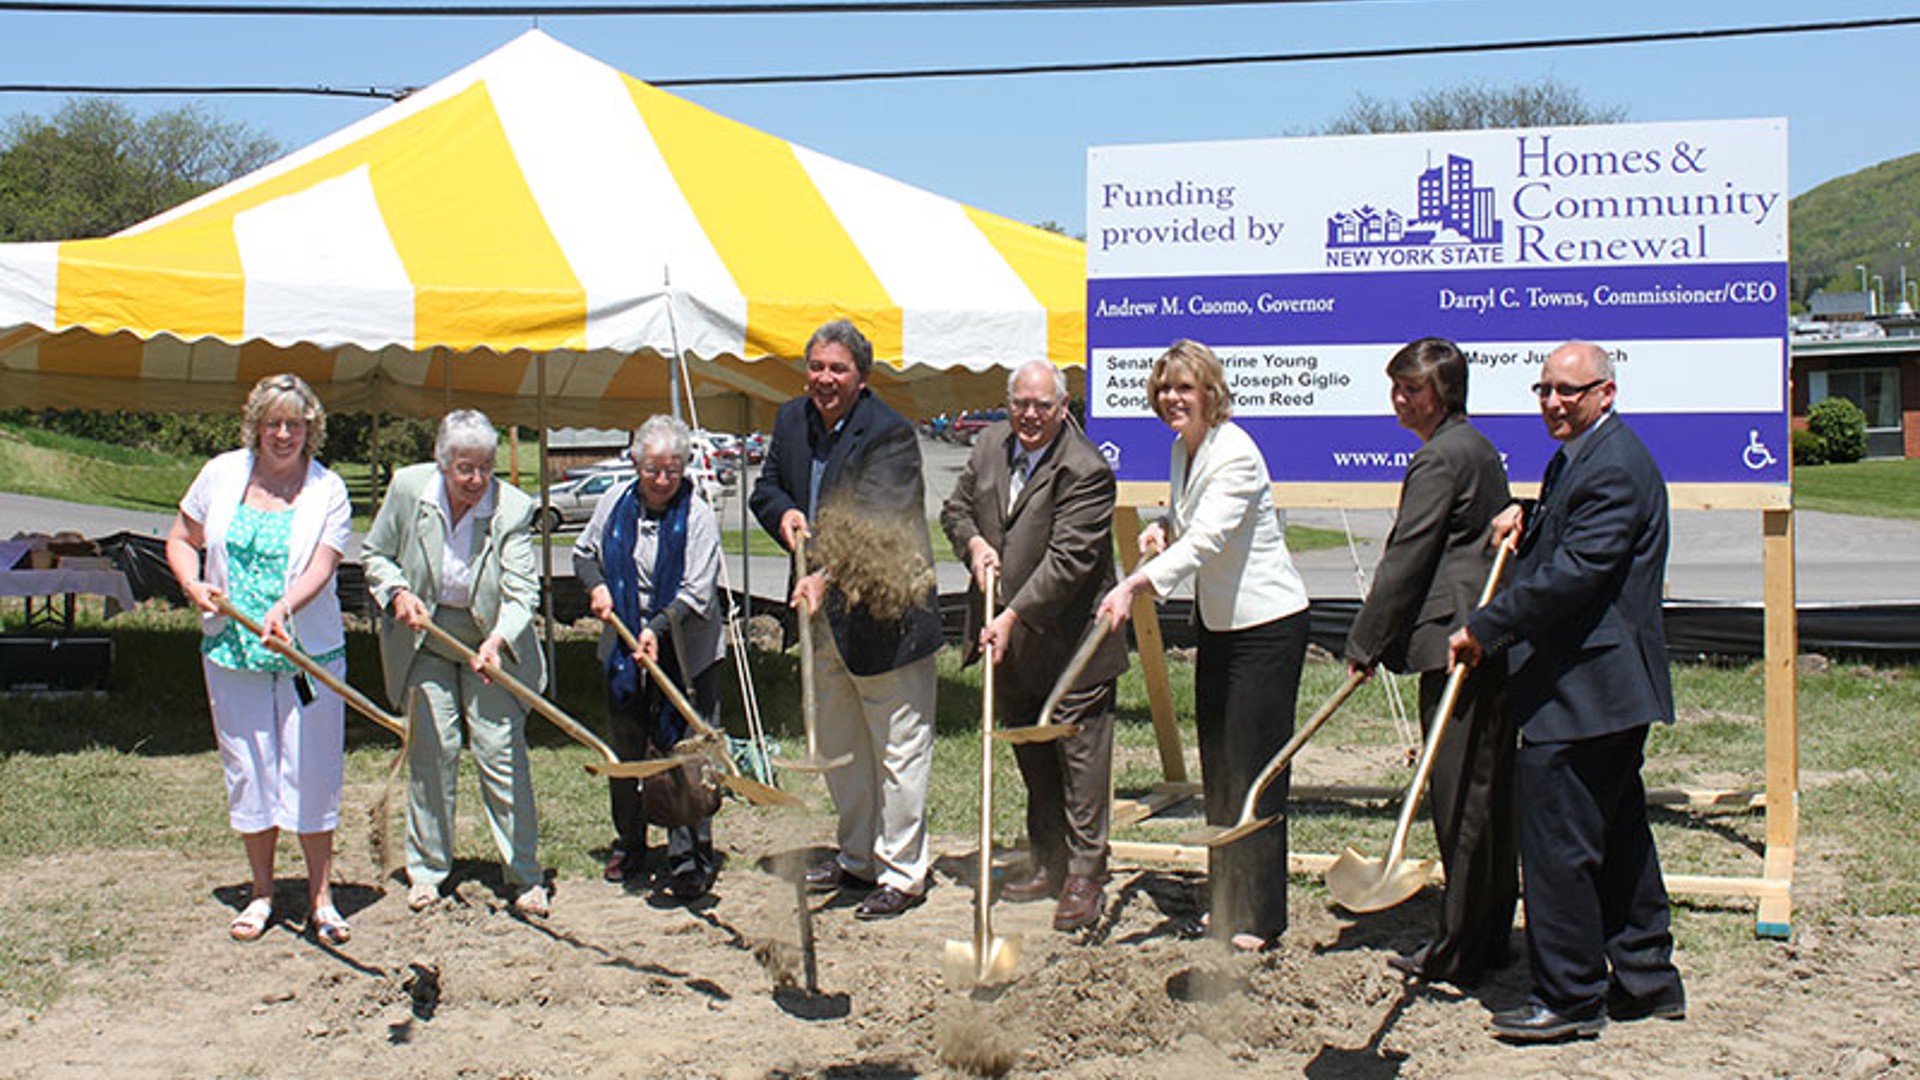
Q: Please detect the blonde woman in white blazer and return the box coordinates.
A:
[167,374,353,946]
[1099,340,1309,952]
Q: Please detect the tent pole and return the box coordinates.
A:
[740,392,751,620]
[536,351,556,677]
[370,409,383,521]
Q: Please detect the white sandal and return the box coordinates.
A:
[230,897,272,941]
[310,904,351,945]
[512,884,551,919]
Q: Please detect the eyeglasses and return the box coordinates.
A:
[1531,378,1609,402]
[445,461,492,479]
[639,464,685,479]
[1007,398,1060,415]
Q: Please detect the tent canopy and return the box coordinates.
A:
[0,31,1085,428]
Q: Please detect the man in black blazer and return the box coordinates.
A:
[941,360,1128,932]
[751,319,942,920]
[1450,340,1686,1042]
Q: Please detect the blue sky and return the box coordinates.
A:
[2,1,1914,236]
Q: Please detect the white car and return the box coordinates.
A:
[536,462,730,533]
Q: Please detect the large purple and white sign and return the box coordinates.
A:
[1086,119,1789,488]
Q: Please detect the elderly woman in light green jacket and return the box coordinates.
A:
[361,409,549,918]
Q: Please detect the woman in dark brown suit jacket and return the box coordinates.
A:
[1345,336,1517,987]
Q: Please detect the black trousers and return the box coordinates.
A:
[1004,679,1116,884]
[606,662,718,876]
[1517,725,1683,1012]
[1416,663,1518,981]
[1196,609,1309,942]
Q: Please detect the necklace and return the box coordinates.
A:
[252,467,303,504]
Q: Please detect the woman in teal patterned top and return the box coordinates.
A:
[166,374,354,946]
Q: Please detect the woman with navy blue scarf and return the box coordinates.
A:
[573,415,726,900]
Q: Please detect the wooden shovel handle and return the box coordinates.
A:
[1234,667,1367,823]
[1379,535,1516,866]
[211,594,405,738]
[607,614,720,740]
[417,618,622,765]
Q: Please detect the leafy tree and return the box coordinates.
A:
[0,97,279,242]
[1788,153,1920,310]
[1314,77,1627,135]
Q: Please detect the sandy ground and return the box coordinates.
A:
[3,767,1918,1080]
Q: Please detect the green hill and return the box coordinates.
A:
[1791,152,1920,308]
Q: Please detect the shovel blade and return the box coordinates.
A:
[992,723,1083,746]
[587,756,697,780]
[1182,814,1283,849]
[772,752,854,774]
[942,935,1020,987]
[721,773,805,808]
[1324,847,1436,913]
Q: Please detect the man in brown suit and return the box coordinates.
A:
[941,359,1127,932]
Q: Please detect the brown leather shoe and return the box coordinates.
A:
[1052,874,1104,932]
[804,858,875,894]
[854,885,924,920]
[999,864,1055,903]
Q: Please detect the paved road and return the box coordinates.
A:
[7,443,1918,603]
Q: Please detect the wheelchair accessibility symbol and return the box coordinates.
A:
[1743,429,1777,470]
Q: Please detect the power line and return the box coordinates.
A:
[0,0,1378,15]
[656,16,1920,86]
[0,15,1914,96]
[0,83,407,98]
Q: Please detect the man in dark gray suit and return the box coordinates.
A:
[941,359,1127,932]
[1451,340,1686,1042]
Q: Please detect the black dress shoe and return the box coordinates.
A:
[804,859,875,894]
[1607,987,1687,1022]
[1490,1002,1607,1043]
[670,866,716,900]
[1387,947,1431,980]
[853,885,923,920]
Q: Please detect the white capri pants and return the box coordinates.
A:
[202,657,347,834]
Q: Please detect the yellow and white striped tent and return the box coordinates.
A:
[0,30,1084,428]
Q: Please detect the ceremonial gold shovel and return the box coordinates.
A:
[998,551,1157,746]
[991,619,1102,746]
[214,594,409,740]
[417,620,691,782]
[944,570,1020,986]
[213,594,414,877]
[774,538,853,774]
[1181,668,1367,848]
[605,613,804,808]
[1324,538,1515,913]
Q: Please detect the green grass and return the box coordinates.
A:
[1793,459,1920,520]
[0,424,202,515]
[4,610,1914,999]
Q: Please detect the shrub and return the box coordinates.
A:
[1806,396,1869,463]
[1791,426,1827,466]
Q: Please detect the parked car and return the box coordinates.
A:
[537,469,630,533]
[562,455,630,480]
[950,408,1008,444]
[537,459,733,533]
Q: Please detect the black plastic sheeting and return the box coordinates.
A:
[95,532,1920,663]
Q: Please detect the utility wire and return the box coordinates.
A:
[0,83,405,98]
[0,15,1915,96]
[0,0,1385,14]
